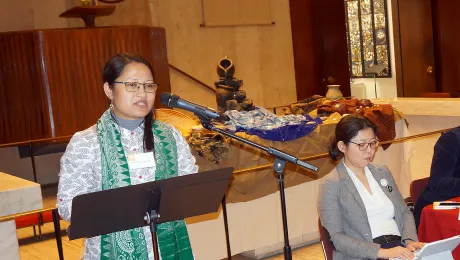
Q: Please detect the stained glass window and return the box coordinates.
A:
[345,0,391,78]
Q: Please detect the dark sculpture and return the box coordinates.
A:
[214,56,254,112]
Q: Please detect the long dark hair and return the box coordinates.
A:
[103,53,155,152]
[329,115,377,161]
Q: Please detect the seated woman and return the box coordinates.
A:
[414,126,460,228]
[318,115,424,260]
[57,53,198,259]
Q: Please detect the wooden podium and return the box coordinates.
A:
[0,26,171,145]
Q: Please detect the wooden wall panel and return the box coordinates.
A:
[289,0,351,100]
[318,0,350,97]
[391,0,404,97]
[0,26,171,144]
[289,0,323,100]
[0,32,51,144]
[397,0,436,96]
[432,0,460,93]
[39,26,170,137]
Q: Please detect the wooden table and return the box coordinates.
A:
[0,173,42,259]
[418,197,460,259]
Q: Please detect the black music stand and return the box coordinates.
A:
[67,167,234,260]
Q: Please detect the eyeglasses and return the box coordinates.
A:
[349,140,379,151]
[113,81,158,93]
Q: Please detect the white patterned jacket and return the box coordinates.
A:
[57,123,198,260]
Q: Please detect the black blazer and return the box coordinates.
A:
[414,126,460,227]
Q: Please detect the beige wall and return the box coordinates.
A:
[405,115,460,181]
[1,0,297,108]
[0,0,68,32]
[65,0,152,28]
[149,0,298,109]
[0,0,151,32]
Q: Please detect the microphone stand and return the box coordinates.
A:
[197,116,318,260]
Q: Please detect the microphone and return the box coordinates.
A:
[160,92,230,122]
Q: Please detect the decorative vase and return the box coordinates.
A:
[326,85,343,100]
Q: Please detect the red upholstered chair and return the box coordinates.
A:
[318,218,334,260]
[12,208,64,260]
[41,210,55,223]
[410,177,429,205]
[15,213,41,238]
[15,209,62,239]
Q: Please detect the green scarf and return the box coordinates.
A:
[97,109,194,260]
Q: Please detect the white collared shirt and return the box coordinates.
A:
[344,163,401,239]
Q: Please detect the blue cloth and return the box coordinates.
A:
[224,108,322,141]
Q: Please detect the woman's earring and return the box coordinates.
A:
[109,100,114,110]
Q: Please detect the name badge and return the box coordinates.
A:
[127,152,155,170]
